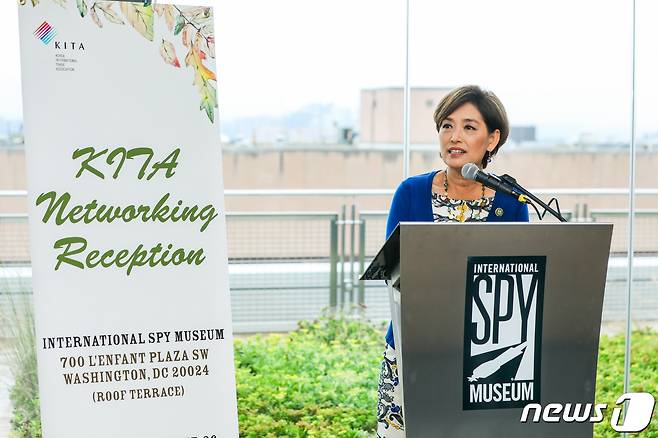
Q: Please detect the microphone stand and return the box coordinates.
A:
[499,174,568,222]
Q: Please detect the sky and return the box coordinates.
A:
[3,0,658,142]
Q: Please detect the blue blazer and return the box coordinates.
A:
[384,170,529,348]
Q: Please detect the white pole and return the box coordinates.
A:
[622,0,637,429]
[403,0,410,179]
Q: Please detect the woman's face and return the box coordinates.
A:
[438,102,500,170]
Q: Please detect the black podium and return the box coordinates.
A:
[362,222,613,438]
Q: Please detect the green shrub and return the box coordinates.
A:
[234,316,384,437]
[594,329,658,438]
[3,286,41,438]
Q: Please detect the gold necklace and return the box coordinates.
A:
[443,170,486,201]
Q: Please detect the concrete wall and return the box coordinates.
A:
[1,146,657,262]
[2,146,657,213]
[359,87,450,144]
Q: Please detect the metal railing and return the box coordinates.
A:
[3,188,658,197]
[1,189,657,332]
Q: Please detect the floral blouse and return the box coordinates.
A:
[431,192,494,222]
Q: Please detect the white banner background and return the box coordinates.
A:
[18,2,238,437]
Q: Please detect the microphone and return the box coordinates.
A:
[462,163,567,221]
[461,163,521,199]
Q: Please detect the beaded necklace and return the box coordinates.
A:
[442,169,486,200]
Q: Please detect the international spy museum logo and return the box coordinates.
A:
[34,21,56,45]
[463,255,546,410]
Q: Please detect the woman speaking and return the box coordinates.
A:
[376,85,529,437]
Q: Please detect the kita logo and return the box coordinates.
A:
[34,21,56,45]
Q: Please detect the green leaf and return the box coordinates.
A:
[200,99,214,123]
[173,14,185,35]
[76,0,87,17]
[199,81,217,123]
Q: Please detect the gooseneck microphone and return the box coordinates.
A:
[461,163,521,199]
[461,163,567,222]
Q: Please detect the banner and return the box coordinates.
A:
[18,2,238,436]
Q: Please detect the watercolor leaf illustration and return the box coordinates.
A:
[92,2,125,26]
[172,6,217,123]
[160,39,181,68]
[76,0,87,17]
[20,0,217,124]
[185,34,217,122]
[18,0,64,9]
[154,4,175,32]
[198,81,217,123]
[119,3,154,41]
[174,14,186,35]
[165,6,217,122]
[89,5,101,27]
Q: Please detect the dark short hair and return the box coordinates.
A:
[433,85,509,168]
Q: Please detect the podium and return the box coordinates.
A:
[362,222,613,438]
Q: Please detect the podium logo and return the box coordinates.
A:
[462,255,546,410]
[34,21,57,45]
